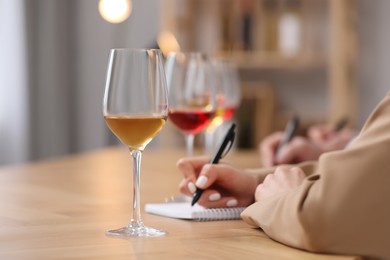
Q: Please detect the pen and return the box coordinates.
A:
[191,123,236,206]
[276,115,299,153]
[333,118,348,132]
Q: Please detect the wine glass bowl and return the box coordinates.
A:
[212,58,241,124]
[205,58,241,152]
[221,59,241,122]
[165,52,216,156]
[103,48,168,237]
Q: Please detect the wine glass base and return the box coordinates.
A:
[106,224,167,237]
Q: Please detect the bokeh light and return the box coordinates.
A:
[98,0,132,24]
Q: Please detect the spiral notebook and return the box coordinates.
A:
[144,202,245,221]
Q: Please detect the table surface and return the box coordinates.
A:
[0,147,361,259]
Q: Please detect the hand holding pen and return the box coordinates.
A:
[276,115,300,155]
[333,118,348,132]
[260,116,354,166]
[307,117,349,145]
[177,123,260,208]
[259,115,300,167]
[191,123,236,206]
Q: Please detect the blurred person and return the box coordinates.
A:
[259,122,357,167]
[177,92,390,259]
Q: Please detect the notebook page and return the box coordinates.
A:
[144,202,245,221]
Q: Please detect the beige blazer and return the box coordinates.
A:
[241,92,390,259]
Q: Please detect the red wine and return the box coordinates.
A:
[169,109,214,134]
[223,106,236,121]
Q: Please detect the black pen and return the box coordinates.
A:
[191,123,236,206]
[276,115,299,153]
[333,117,348,132]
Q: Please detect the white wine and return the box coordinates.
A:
[105,116,167,150]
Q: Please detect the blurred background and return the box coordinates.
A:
[1,0,389,165]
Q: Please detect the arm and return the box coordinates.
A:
[241,92,390,259]
[177,156,318,208]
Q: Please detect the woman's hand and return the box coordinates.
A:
[259,131,284,167]
[259,132,324,166]
[275,136,325,164]
[177,157,257,208]
[308,124,357,151]
[259,122,358,166]
[255,166,306,201]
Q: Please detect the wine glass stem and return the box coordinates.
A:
[130,149,143,227]
[205,131,214,154]
[185,134,195,156]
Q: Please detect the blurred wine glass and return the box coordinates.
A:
[205,58,241,153]
[165,52,216,156]
[103,48,168,237]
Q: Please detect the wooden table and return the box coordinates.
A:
[0,147,360,259]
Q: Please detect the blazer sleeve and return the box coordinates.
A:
[241,92,390,259]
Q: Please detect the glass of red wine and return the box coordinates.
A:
[205,58,241,153]
[165,52,216,156]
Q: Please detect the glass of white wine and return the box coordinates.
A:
[103,48,168,237]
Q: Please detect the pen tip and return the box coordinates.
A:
[191,191,201,206]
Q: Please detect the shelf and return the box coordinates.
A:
[161,0,358,133]
[219,51,327,70]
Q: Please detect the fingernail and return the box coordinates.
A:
[208,193,221,201]
[226,199,238,207]
[195,176,208,189]
[187,182,196,194]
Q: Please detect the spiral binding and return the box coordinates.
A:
[192,207,246,221]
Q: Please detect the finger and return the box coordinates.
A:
[255,183,269,201]
[274,166,303,179]
[260,132,283,163]
[308,124,332,143]
[262,172,275,185]
[176,156,209,179]
[197,195,239,208]
[255,183,263,201]
[273,166,306,187]
[194,163,237,190]
[194,164,214,189]
[193,189,221,204]
[290,166,306,178]
[260,132,284,167]
[290,167,307,186]
[273,165,290,175]
[275,137,306,164]
[178,179,197,196]
[196,189,239,206]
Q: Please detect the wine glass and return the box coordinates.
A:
[165,52,216,156]
[103,48,168,237]
[204,58,241,152]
